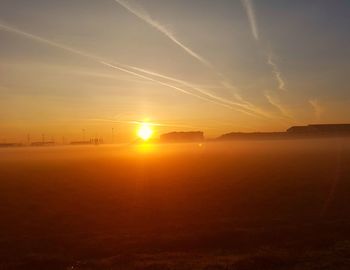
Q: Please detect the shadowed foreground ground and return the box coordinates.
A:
[1,139,350,269]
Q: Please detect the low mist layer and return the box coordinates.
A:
[1,139,350,269]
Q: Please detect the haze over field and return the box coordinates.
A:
[1,139,350,269]
[1,0,350,142]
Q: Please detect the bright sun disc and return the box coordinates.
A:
[137,123,153,141]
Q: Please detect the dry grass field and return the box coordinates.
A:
[1,139,350,269]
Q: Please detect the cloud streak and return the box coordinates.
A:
[267,54,287,91]
[100,61,239,110]
[88,118,202,129]
[114,0,211,67]
[239,0,288,92]
[239,0,294,124]
[0,22,245,111]
[264,91,293,120]
[127,66,268,116]
[0,22,270,118]
[0,23,101,62]
[240,0,259,40]
[309,99,323,120]
[102,62,270,118]
[113,0,272,118]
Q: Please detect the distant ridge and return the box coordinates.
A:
[2,124,350,148]
[160,131,204,143]
[0,143,23,148]
[287,124,350,134]
[30,141,55,146]
[218,132,286,141]
[218,124,350,141]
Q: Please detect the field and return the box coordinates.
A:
[1,139,350,269]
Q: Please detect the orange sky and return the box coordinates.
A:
[1,0,350,143]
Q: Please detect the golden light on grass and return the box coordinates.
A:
[137,122,153,141]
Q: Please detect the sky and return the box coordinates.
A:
[0,0,350,142]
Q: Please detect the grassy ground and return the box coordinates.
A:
[1,139,350,269]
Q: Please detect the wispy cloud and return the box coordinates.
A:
[0,22,245,111]
[114,0,211,67]
[102,62,269,118]
[240,1,288,94]
[239,0,293,124]
[240,0,259,40]
[0,23,101,62]
[264,91,293,120]
[114,0,272,119]
[309,99,323,120]
[267,54,287,91]
[88,118,201,129]
[0,21,271,119]
[129,66,233,104]
[66,69,153,84]
[127,66,269,116]
[100,61,236,110]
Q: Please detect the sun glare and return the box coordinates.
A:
[137,123,153,141]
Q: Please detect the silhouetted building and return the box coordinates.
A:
[218,124,350,141]
[70,138,103,145]
[287,124,350,136]
[218,132,286,140]
[218,132,286,141]
[160,131,204,142]
[70,141,93,145]
[31,141,55,147]
[0,143,23,148]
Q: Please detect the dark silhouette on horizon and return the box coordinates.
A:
[218,123,350,141]
[30,141,55,147]
[0,143,23,148]
[287,124,350,134]
[70,137,104,146]
[160,131,204,143]
[2,124,350,148]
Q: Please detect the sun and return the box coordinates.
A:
[137,123,153,141]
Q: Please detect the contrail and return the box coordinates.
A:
[267,54,287,91]
[100,61,237,110]
[0,22,247,111]
[0,23,102,62]
[66,69,153,84]
[240,0,259,40]
[100,61,266,117]
[0,22,270,118]
[88,118,207,129]
[309,99,323,120]
[113,0,270,118]
[240,0,290,121]
[114,0,211,67]
[239,1,287,92]
[87,118,212,129]
[240,0,293,117]
[127,65,268,116]
[103,62,266,117]
[264,91,293,120]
